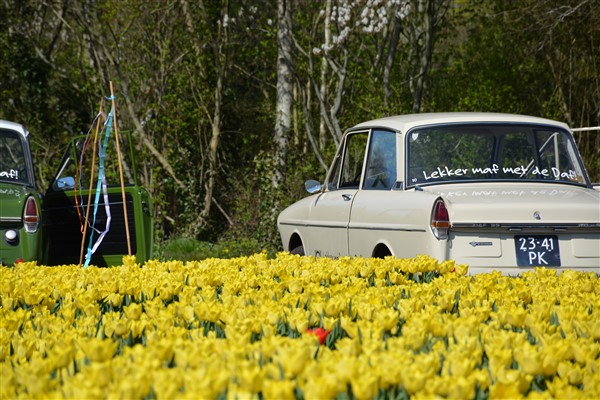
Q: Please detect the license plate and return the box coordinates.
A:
[515,235,561,267]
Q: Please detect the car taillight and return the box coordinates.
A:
[431,199,449,240]
[23,196,40,233]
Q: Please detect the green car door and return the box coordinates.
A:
[43,132,153,267]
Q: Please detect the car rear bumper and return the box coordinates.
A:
[449,232,600,274]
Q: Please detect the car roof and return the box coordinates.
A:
[0,120,28,138]
[350,112,570,133]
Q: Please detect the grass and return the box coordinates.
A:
[155,237,276,261]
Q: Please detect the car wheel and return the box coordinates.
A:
[373,244,392,259]
[290,245,305,256]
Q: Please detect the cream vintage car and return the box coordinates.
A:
[277,113,600,275]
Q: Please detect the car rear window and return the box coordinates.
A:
[406,124,587,187]
[0,129,29,184]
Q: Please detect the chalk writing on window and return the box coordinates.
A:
[0,169,18,180]
[415,164,577,183]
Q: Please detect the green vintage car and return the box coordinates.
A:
[0,119,153,267]
[0,120,44,265]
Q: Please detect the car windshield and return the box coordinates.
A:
[0,129,30,185]
[407,124,588,187]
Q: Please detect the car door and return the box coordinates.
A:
[43,131,153,267]
[348,129,405,256]
[306,131,368,258]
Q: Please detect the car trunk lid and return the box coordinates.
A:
[426,183,600,228]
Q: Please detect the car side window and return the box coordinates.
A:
[339,132,368,188]
[50,134,137,192]
[364,130,397,190]
[327,132,368,190]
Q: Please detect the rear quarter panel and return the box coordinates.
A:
[348,190,445,259]
[0,185,43,264]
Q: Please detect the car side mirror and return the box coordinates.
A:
[305,180,322,194]
[54,176,75,190]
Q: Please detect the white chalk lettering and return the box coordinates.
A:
[552,168,577,180]
[530,166,549,176]
[471,164,500,175]
[0,169,18,180]
[422,166,470,180]
[502,166,527,175]
[420,164,577,181]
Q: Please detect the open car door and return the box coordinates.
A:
[43,128,153,267]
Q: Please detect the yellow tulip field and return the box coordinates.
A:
[1,253,598,399]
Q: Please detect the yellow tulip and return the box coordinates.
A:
[302,373,341,399]
[105,292,123,307]
[350,369,379,400]
[401,324,426,350]
[23,289,44,306]
[287,312,309,333]
[78,337,119,363]
[557,361,583,385]
[402,367,427,394]
[235,361,263,393]
[376,308,399,332]
[335,337,361,357]
[261,378,296,400]
[489,381,523,399]
[179,305,195,324]
[1,275,15,294]
[445,375,476,399]
[122,254,137,267]
[454,263,469,276]
[572,340,599,366]
[122,303,142,321]
[49,341,75,369]
[274,343,313,378]
[152,368,184,399]
[113,319,130,337]
[288,280,303,294]
[514,343,542,376]
[540,351,559,376]
[86,361,113,387]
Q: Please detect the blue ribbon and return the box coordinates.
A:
[84,108,113,268]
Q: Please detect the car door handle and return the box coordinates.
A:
[342,194,353,201]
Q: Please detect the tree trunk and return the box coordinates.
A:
[201,72,223,222]
[412,0,436,113]
[384,14,402,110]
[319,0,332,150]
[273,0,294,189]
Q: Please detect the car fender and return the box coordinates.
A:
[277,194,318,252]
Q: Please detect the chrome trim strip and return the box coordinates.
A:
[279,221,426,232]
[452,222,600,231]
[349,226,426,232]
[0,217,21,223]
[469,241,493,247]
[279,221,346,229]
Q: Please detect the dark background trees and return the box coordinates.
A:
[1,0,598,253]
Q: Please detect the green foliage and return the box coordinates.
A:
[1,0,598,253]
[428,0,599,181]
[155,237,273,261]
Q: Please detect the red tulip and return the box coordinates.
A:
[306,327,331,345]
